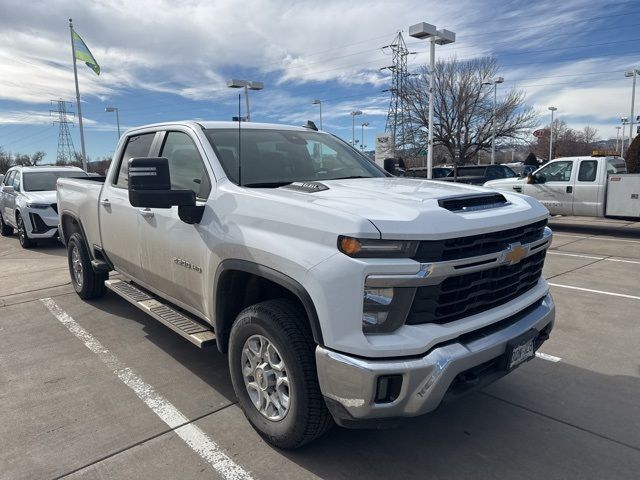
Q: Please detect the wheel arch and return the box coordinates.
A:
[214,259,323,353]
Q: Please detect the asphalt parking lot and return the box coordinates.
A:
[1,216,639,480]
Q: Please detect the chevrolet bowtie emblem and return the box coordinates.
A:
[504,243,528,265]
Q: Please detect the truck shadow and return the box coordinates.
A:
[549,220,640,239]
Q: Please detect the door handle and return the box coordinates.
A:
[566,186,573,193]
[100,198,111,207]
[138,208,154,218]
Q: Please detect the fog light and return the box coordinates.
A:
[375,375,403,403]
[364,288,394,307]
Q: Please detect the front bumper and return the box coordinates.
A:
[24,208,59,239]
[316,292,554,426]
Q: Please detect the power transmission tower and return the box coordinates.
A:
[382,32,415,156]
[50,100,76,165]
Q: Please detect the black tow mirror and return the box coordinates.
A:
[128,157,195,209]
[383,158,396,175]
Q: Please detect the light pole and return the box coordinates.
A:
[621,116,629,154]
[361,122,370,151]
[482,77,504,164]
[105,107,121,139]
[227,79,264,121]
[410,22,455,179]
[548,106,557,161]
[350,110,362,146]
[625,69,639,149]
[312,99,323,130]
[616,126,621,152]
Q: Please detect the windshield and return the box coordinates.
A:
[204,128,385,187]
[22,171,88,192]
[451,167,486,177]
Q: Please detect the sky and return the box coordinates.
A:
[0,0,639,163]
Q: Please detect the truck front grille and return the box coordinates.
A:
[412,219,547,263]
[406,250,546,325]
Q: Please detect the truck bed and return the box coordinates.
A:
[606,174,640,218]
[56,176,105,249]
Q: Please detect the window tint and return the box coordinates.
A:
[486,166,502,179]
[578,160,598,182]
[22,171,87,191]
[606,157,627,174]
[114,133,155,188]
[4,171,15,187]
[537,161,573,182]
[160,132,211,199]
[13,173,21,191]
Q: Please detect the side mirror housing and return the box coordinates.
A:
[526,174,534,184]
[1,185,15,194]
[383,158,396,175]
[128,157,196,209]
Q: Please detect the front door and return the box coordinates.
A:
[523,160,576,215]
[572,159,600,217]
[100,132,157,281]
[138,129,213,317]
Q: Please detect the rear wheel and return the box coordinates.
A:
[16,213,34,248]
[0,212,13,236]
[228,299,333,449]
[68,233,107,299]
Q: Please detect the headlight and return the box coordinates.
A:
[26,203,50,209]
[362,286,415,334]
[338,236,418,258]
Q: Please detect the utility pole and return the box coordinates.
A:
[50,100,76,165]
[69,19,87,171]
[616,126,621,152]
[548,106,557,161]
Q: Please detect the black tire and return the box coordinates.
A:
[228,299,333,449]
[16,213,34,248]
[67,233,107,299]
[0,212,13,236]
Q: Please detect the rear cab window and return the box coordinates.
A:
[113,133,156,188]
[606,157,627,175]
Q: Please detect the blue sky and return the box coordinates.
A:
[0,0,639,163]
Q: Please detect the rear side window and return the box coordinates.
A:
[4,171,15,187]
[13,173,21,191]
[114,133,156,188]
[578,160,598,182]
[160,132,212,199]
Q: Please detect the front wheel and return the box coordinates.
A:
[228,299,333,449]
[67,233,107,299]
[0,212,13,236]
[16,213,34,248]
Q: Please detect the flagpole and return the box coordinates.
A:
[69,18,88,171]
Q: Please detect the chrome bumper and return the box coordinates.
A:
[316,293,555,426]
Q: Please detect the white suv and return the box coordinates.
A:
[0,166,87,248]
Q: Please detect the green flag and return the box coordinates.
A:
[72,29,100,75]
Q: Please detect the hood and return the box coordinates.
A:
[22,190,57,204]
[483,177,526,187]
[255,177,547,239]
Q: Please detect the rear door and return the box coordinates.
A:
[2,171,17,225]
[100,132,158,281]
[573,159,600,217]
[138,129,213,316]
[523,159,576,215]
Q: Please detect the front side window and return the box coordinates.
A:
[204,128,385,187]
[22,171,88,192]
[4,171,16,187]
[578,160,598,182]
[160,132,211,199]
[537,161,573,182]
[502,166,517,178]
[114,133,156,188]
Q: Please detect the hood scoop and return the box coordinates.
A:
[281,181,329,193]
[438,193,509,212]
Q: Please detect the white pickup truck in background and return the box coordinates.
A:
[484,155,640,219]
[57,120,555,448]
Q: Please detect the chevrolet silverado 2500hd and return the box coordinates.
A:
[485,155,640,218]
[57,121,555,448]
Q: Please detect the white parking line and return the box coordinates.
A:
[547,251,640,265]
[535,352,562,362]
[40,298,254,480]
[547,283,640,301]
[553,233,640,244]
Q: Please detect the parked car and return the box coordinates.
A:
[0,166,87,247]
[441,164,518,185]
[484,155,638,218]
[403,167,452,179]
[58,120,554,448]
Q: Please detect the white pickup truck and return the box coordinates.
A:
[57,121,555,448]
[484,155,640,218]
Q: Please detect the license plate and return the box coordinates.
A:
[506,336,535,370]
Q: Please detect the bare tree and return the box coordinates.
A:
[404,57,537,165]
[534,120,600,159]
[0,147,13,174]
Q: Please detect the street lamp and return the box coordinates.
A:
[350,110,363,146]
[624,69,639,150]
[482,77,504,164]
[548,106,557,161]
[621,116,629,154]
[105,106,121,139]
[616,126,622,152]
[312,99,323,130]
[227,79,264,122]
[361,122,370,151]
[410,22,456,179]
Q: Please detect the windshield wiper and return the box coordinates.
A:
[243,181,293,188]
[327,175,370,180]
